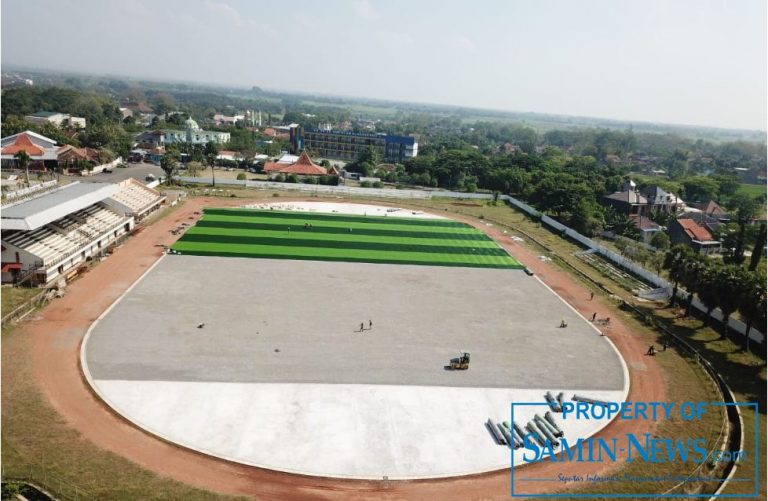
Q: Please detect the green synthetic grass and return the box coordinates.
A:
[172,208,524,269]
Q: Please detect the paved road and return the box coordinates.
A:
[77,163,164,184]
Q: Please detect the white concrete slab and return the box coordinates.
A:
[90,380,626,479]
[241,201,446,219]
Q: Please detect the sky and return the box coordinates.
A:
[1,0,766,130]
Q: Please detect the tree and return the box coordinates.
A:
[727,194,758,265]
[186,161,203,177]
[695,265,720,327]
[680,253,707,317]
[739,273,766,352]
[204,141,219,187]
[714,265,747,339]
[748,223,766,271]
[650,231,670,250]
[648,251,664,274]
[14,150,30,185]
[682,176,719,203]
[663,245,692,306]
[160,153,178,185]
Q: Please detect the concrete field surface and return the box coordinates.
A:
[86,256,624,390]
[83,253,628,478]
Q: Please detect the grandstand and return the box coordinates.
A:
[103,178,166,221]
[1,180,164,285]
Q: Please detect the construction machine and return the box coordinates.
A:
[450,351,470,370]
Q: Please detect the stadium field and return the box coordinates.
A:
[171,208,523,269]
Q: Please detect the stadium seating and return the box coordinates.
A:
[110,181,163,216]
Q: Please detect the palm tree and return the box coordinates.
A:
[714,265,747,339]
[663,245,692,307]
[739,273,766,352]
[696,266,719,327]
[204,141,219,188]
[14,150,30,186]
[680,254,707,317]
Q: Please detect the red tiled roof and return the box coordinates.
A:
[58,145,101,163]
[261,128,276,137]
[264,151,334,176]
[2,134,44,156]
[677,218,715,242]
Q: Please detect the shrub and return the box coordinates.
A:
[236,173,246,180]
[274,174,285,182]
[286,174,299,183]
[372,181,384,188]
[360,181,372,188]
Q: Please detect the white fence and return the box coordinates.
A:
[500,194,765,346]
[2,180,59,203]
[82,157,122,176]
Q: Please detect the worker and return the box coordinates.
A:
[360,322,364,332]
[369,319,373,329]
[560,319,568,328]
[591,312,597,321]
[646,345,656,356]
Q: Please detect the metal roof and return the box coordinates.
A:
[1,182,119,231]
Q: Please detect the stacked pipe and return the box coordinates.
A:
[502,421,523,449]
[544,411,564,437]
[572,394,611,406]
[486,418,507,445]
[545,391,562,412]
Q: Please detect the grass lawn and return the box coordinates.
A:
[738,183,767,199]
[1,287,43,319]
[172,208,524,269]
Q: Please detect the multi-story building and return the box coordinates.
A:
[290,126,417,163]
[163,118,230,145]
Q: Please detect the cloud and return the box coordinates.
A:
[453,35,476,51]
[353,0,379,19]
[205,0,242,26]
[378,30,414,46]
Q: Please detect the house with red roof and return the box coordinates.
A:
[262,151,338,179]
[1,131,59,170]
[668,218,721,255]
[57,145,108,174]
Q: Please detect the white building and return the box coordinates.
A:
[24,111,86,129]
[164,117,230,145]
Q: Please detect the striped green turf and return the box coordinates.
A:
[171,208,523,269]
